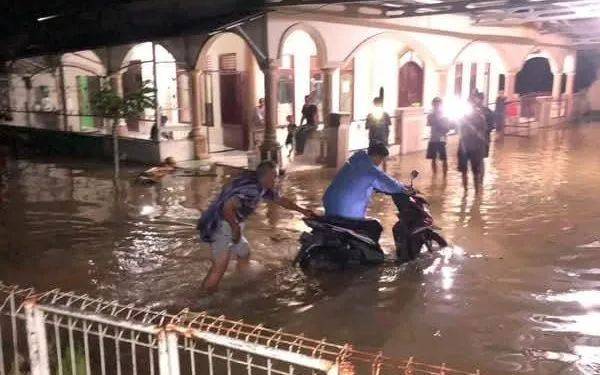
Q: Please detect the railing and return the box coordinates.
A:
[0,107,193,142]
[0,282,481,375]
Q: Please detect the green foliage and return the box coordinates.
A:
[91,79,156,121]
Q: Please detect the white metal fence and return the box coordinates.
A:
[0,282,481,375]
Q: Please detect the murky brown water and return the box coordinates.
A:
[2,125,600,374]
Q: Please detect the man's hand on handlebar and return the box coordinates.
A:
[405,186,417,196]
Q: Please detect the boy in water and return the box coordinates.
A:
[284,115,297,157]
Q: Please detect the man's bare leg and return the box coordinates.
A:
[462,172,468,191]
[442,160,448,176]
[431,159,437,174]
[202,251,231,294]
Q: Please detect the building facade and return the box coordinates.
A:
[0,7,578,165]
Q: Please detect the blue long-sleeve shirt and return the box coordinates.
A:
[322,151,407,219]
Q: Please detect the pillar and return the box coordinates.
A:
[565,72,575,96]
[110,74,123,97]
[321,67,338,126]
[504,71,517,101]
[190,70,209,159]
[57,63,68,131]
[436,69,449,99]
[551,72,562,99]
[260,59,280,163]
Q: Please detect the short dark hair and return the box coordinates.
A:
[367,142,389,158]
[255,160,278,178]
[432,97,442,105]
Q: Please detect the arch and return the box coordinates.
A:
[519,46,559,73]
[195,31,264,70]
[277,23,328,67]
[398,49,424,69]
[61,50,106,76]
[342,31,439,69]
[450,39,509,73]
[119,42,176,71]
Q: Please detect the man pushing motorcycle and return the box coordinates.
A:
[321,143,414,242]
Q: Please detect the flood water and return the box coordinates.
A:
[2,124,600,374]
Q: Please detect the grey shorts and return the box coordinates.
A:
[210,221,250,258]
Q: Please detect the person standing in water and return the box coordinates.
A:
[284,115,297,157]
[197,161,315,293]
[425,97,450,175]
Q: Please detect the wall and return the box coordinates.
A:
[7,72,60,129]
[62,50,106,132]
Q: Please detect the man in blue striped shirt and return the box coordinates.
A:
[197,161,314,293]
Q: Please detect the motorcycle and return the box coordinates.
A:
[293,170,447,272]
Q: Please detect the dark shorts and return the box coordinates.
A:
[426,142,447,160]
[458,148,484,175]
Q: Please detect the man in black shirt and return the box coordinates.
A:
[458,97,488,193]
[426,97,450,175]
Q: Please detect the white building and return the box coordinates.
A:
[0,5,579,165]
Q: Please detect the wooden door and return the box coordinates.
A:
[398,62,424,108]
[219,72,248,150]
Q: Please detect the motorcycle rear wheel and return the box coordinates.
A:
[298,247,344,273]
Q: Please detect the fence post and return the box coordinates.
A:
[24,299,51,375]
[158,329,180,375]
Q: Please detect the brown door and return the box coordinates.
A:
[398,62,424,108]
[219,72,248,150]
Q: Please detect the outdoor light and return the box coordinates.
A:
[371,106,384,120]
[442,95,471,123]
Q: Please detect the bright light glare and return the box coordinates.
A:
[442,95,471,123]
[371,107,384,120]
[37,14,59,22]
[140,205,154,216]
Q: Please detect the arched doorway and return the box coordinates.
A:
[280,29,323,126]
[195,32,264,152]
[120,42,178,135]
[397,51,424,108]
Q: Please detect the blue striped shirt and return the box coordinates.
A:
[197,174,279,242]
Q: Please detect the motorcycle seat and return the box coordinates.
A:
[315,216,383,244]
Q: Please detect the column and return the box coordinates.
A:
[504,71,517,101]
[436,69,449,99]
[58,64,68,131]
[110,74,123,97]
[321,67,338,126]
[190,70,209,159]
[260,59,280,163]
[551,72,562,99]
[565,72,574,96]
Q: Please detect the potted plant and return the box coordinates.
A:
[91,79,155,184]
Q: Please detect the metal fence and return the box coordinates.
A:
[0,282,481,375]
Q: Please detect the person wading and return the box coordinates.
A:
[197,161,315,293]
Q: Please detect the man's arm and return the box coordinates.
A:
[274,196,316,217]
[372,170,408,195]
[221,197,242,243]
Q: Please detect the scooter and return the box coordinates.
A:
[293,170,447,272]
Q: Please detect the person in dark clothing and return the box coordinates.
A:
[494,92,507,141]
[474,92,495,180]
[426,97,450,175]
[284,115,297,157]
[365,97,391,146]
[295,95,318,155]
[458,97,488,194]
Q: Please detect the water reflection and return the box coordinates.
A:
[3,126,600,373]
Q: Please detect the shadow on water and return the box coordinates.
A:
[3,125,600,374]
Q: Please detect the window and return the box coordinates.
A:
[454,63,463,96]
[469,63,478,95]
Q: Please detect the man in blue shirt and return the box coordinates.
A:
[322,143,411,241]
[197,161,314,293]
